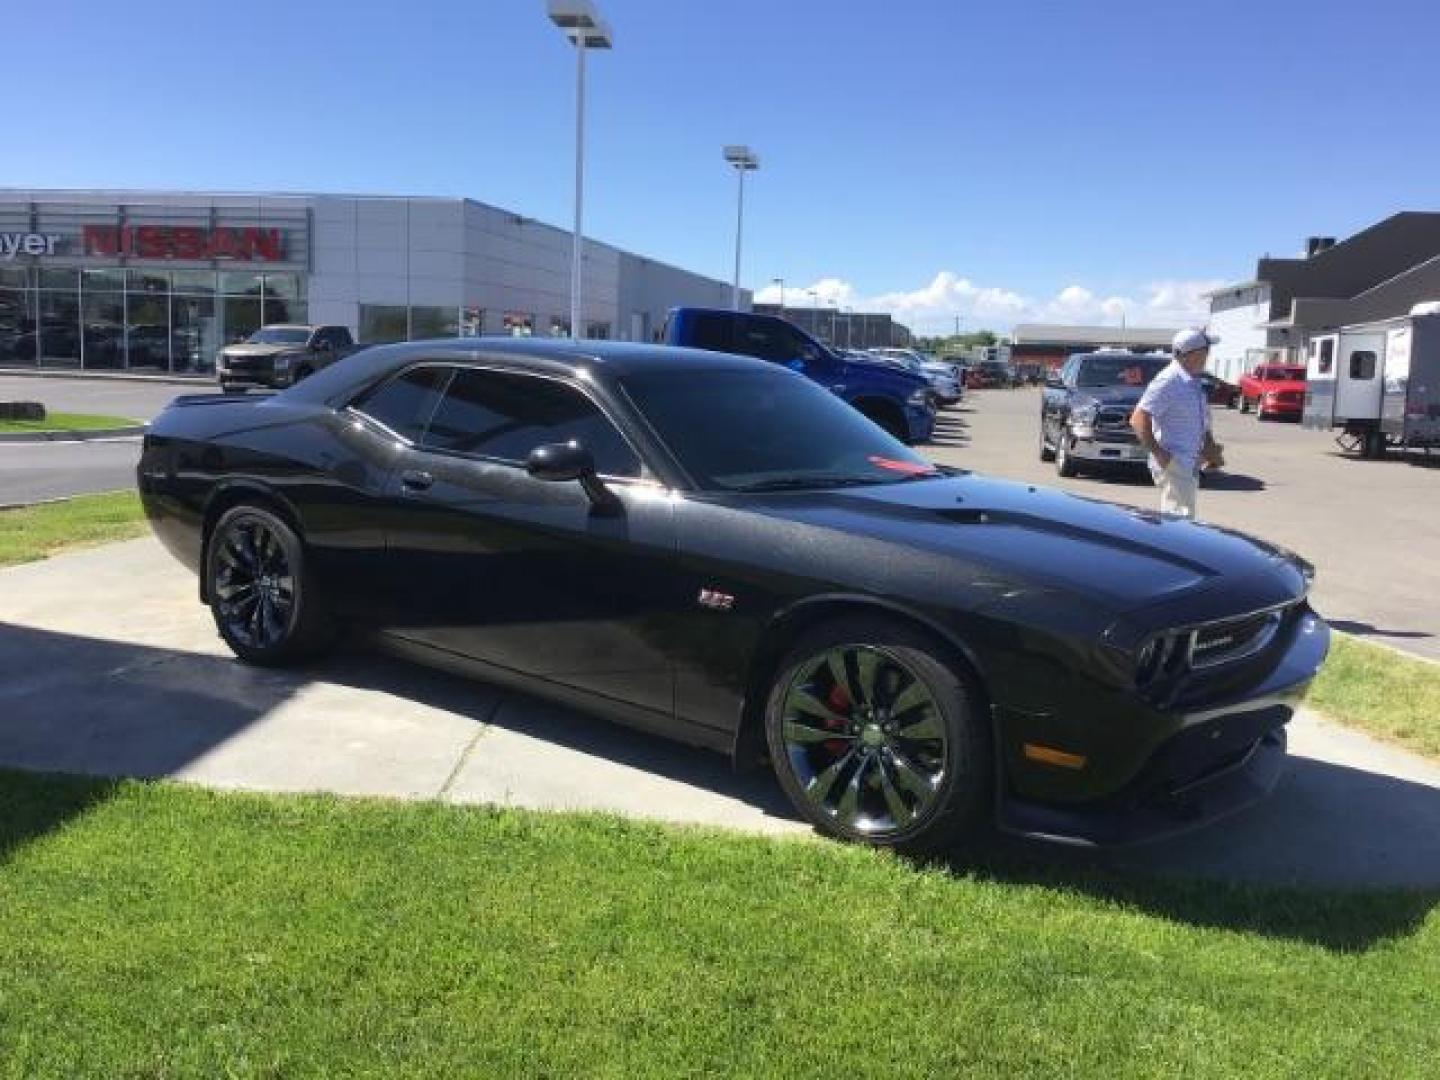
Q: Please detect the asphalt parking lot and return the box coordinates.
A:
[2,537,1438,887]
[927,387,1440,662]
[0,374,196,504]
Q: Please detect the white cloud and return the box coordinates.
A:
[752,271,1227,335]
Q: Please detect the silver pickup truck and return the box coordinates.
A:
[216,324,357,391]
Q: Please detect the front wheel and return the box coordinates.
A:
[764,618,991,854]
[857,402,909,443]
[1055,434,1079,477]
[1239,395,1251,414]
[1038,417,1056,461]
[207,505,333,666]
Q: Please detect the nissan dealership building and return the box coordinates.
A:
[0,189,744,374]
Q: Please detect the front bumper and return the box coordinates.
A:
[996,609,1329,846]
[1066,433,1149,465]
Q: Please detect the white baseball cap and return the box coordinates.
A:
[1172,327,1219,356]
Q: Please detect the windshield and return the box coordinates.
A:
[247,328,309,345]
[621,369,938,492]
[1076,354,1168,387]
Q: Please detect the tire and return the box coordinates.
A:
[206,505,333,666]
[220,381,243,395]
[1239,395,1251,414]
[1055,434,1079,477]
[1038,417,1055,462]
[764,616,991,855]
[1363,427,1387,460]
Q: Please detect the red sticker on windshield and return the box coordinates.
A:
[868,456,936,475]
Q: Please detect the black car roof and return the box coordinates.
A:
[289,335,772,406]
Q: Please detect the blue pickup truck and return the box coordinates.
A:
[663,307,935,444]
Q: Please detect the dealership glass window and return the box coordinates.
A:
[548,317,570,337]
[126,269,172,294]
[171,270,217,296]
[82,268,127,294]
[37,290,81,368]
[172,295,217,373]
[39,268,79,291]
[1,287,37,365]
[409,306,459,340]
[127,294,172,371]
[360,305,408,344]
[81,290,125,370]
[261,273,302,301]
[503,312,534,337]
[219,271,264,297]
[460,307,484,337]
[222,297,263,344]
[262,297,307,326]
[0,266,33,289]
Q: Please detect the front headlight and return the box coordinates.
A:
[908,388,930,406]
[1070,402,1098,426]
[273,354,292,373]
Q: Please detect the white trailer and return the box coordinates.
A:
[1302,303,1440,457]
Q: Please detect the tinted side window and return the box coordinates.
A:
[353,366,449,441]
[686,313,733,353]
[736,316,797,363]
[423,369,641,478]
[1318,339,1335,374]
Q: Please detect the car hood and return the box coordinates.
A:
[740,473,1305,619]
[220,343,300,358]
[841,356,928,388]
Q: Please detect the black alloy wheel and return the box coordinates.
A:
[207,505,332,666]
[765,617,990,854]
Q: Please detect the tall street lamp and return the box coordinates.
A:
[548,1,613,339]
[723,145,759,310]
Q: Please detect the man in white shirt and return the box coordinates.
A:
[1130,328,1225,519]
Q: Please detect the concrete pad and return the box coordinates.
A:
[2,537,1439,886]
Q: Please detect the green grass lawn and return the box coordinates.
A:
[0,490,149,566]
[1308,634,1440,759]
[0,411,139,434]
[0,771,1436,1077]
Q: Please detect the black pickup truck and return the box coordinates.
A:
[216,324,357,391]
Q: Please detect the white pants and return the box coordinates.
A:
[1155,460,1199,518]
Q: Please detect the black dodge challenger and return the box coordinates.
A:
[137,339,1330,852]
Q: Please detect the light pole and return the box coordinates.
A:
[548,1,613,339]
[723,145,759,309]
[771,276,785,313]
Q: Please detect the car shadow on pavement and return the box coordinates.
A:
[1326,619,1433,641]
[2,620,1436,951]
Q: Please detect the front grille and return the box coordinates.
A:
[1189,609,1285,669]
[1094,406,1138,441]
[1275,391,1303,404]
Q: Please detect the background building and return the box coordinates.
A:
[0,189,744,373]
[1205,212,1440,381]
[1009,323,1176,370]
[751,304,912,349]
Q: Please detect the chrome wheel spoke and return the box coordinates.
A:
[889,679,930,719]
[788,688,847,729]
[836,753,871,827]
[783,718,852,745]
[877,756,914,826]
[824,649,852,703]
[893,710,943,743]
[890,748,939,802]
[853,648,880,707]
[806,750,856,806]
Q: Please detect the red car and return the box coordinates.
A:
[1238,363,1307,419]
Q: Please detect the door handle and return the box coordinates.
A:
[400,469,433,492]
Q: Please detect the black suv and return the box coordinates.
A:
[1039,350,1169,477]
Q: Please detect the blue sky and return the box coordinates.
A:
[9,0,1439,333]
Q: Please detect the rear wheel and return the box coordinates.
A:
[207,505,333,666]
[1239,395,1251,414]
[764,617,991,854]
[857,401,909,443]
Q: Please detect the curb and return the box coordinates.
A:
[0,426,146,444]
[0,488,133,512]
[0,368,211,387]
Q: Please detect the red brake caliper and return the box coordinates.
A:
[824,682,851,754]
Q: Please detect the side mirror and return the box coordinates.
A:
[1044,373,1064,389]
[526,442,621,514]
